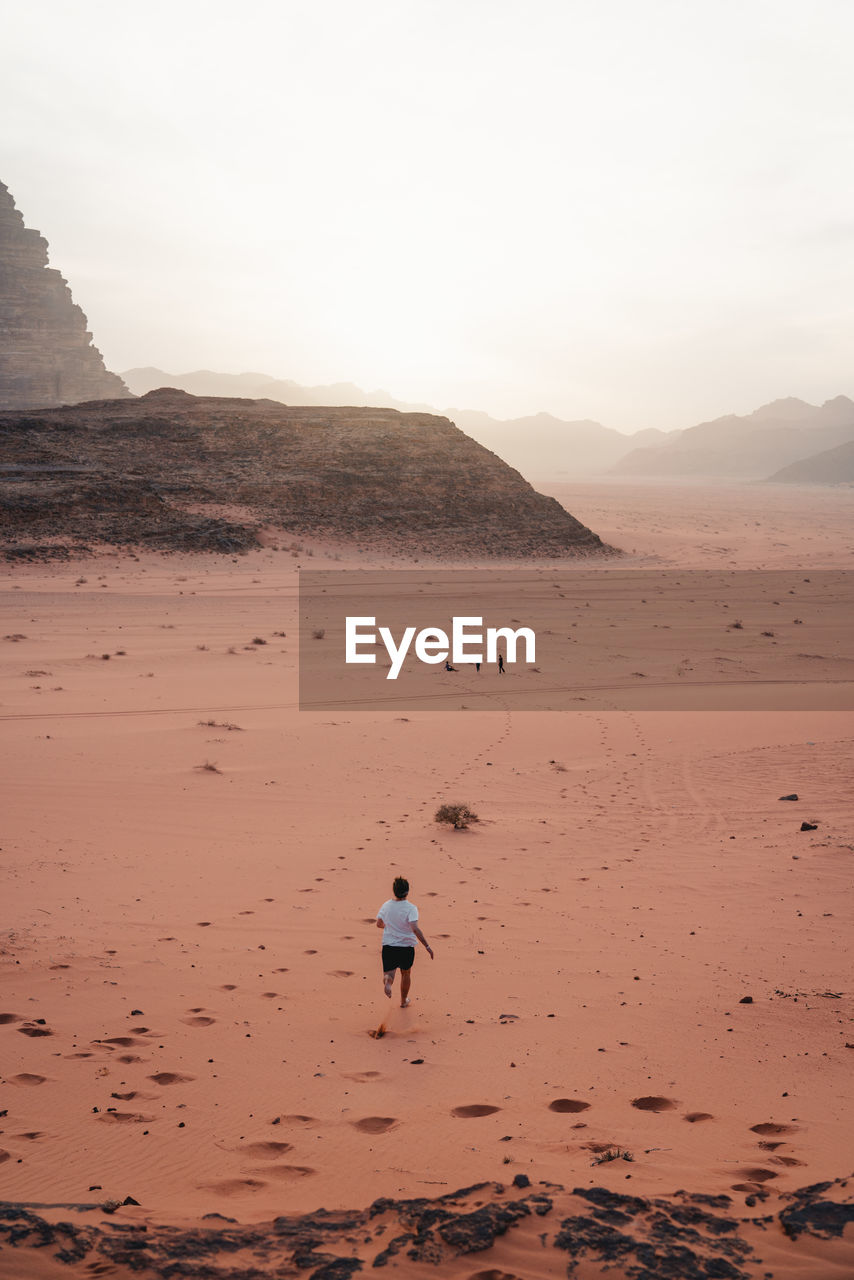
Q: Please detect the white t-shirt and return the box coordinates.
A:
[377,898,419,946]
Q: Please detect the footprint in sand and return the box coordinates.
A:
[278,1115,316,1126]
[452,1105,501,1118]
[548,1099,590,1114]
[250,1164,316,1179]
[259,993,279,1000]
[346,1071,383,1083]
[18,1024,53,1037]
[631,1096,676,1113]
[101,1036,139,1047]
[65,1052,92,1059]
[737,1167,778,1183]
[770,1155,805,1167]
[220,984,238,991]
[197,1178,267,1195]
[182,1015,216,1027]
[0,1150,9,1164]
[241,1141,293,1158]
[353,1116,397,1133]
[118,1054,144,1064]
[684,1112,715,1123]
[750,1122,798,1136]
[149,1072,194,1086]
[11,1074,46,1086]
[328,970,354,978]
[110,1091,138,1101]
[0,1014,22,1025]
[468,1271,523,1280]
[97,1111,151,1125]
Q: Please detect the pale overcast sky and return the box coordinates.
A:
[3,0,853,430]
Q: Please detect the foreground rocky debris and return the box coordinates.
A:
[1,1175,851,1279]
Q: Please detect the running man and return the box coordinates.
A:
[376,876,433,1006]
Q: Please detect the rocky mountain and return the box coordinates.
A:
[122,368,666,479]
[122,366,429,413]
[766,437,854,484]
[610,396,854,479]
[0,182,129,409]
[0,389,612,559]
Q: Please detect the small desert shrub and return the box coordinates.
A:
[592,1147,634,1165]
[198,719,243,731]
[312,628,326,640]
[761,630,775,637]
[196,760,221,773]
[729,619,743,630]
[251,636,267,645]
[435,803,478,830]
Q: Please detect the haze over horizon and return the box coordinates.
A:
[4,0,853,432]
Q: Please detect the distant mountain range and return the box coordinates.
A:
[122,370,854,485]
[611,396,854,481]
[766,436,854,484]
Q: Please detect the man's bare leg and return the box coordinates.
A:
[383,970,395,998]
[400,969,411,1007]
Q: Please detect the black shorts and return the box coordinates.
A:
[382,944,415,972]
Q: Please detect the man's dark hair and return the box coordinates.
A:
[393,876,409,899]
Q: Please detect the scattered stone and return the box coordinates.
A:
[800,822,818,831]
[779,794,799,801]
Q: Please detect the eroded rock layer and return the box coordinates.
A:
[0,389,611,558]
[0,182,129,409]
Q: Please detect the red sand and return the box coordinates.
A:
[1,480,852,1276]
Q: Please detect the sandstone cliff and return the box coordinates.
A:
[0,390,611,559]
[0,182,129,409]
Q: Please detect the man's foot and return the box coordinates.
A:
[400,997,410,1008]
[383,975,393,998]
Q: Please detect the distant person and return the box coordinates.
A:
[475,661,481,672]
[376,876,433,1006]
[498,653,505,674]
[444,659,457,671]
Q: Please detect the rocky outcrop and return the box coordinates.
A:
[0,1176,852,1278]
[0,181,129,409]
[0,389,612,559]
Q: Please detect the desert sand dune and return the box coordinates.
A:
[0,481,852,1277]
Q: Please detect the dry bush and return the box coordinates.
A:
[434,803,478,830]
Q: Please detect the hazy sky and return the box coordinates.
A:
[4,0,853,430]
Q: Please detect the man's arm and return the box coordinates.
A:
[376,918,384,929]
[412,923,433,958]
